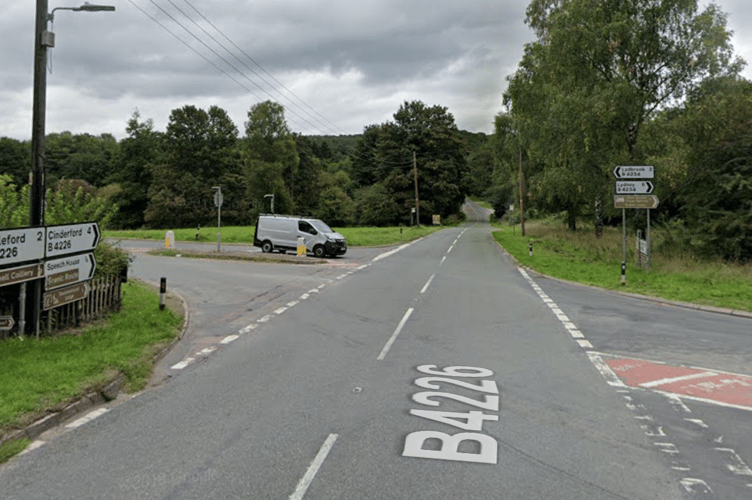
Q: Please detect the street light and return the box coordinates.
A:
[264,194,275,214]
[26,1,115,337]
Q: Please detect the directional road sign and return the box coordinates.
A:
[0,316,14,331]
[43,282,90,310]
[45,222,100,258]
[0,227,45,266]
[0,263,45,288]
[614,195,660,209]
[613,166,654,179]
[616,180,654,194]
[45,253,96,291]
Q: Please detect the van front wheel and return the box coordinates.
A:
[261,241,273,253]
[313,245,327,258]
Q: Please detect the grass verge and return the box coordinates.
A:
[493,221,752,312]
[0,280,182,438]
[104,225,444,247]
[0,438,31,464]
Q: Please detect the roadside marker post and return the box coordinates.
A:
[160,277,167,311]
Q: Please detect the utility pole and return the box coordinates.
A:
[413,151,420,227]
[27,1,115,337]
[28,0,51,337]
[519,147,525,236]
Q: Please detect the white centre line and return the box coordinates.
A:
[287,301,299,307]
[377,308,414,361]
[420,274,436,294]
[221,335,239,344]
[440,256,446,266]
[288,434,338,500]
[275,307,288,315]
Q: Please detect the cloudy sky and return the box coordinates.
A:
[1,1,750,141]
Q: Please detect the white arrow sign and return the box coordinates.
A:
[613,166,654,179]
[45,222,100,258]
[0,227,45,266]
[45,252,96,290]
[616,181,654,194]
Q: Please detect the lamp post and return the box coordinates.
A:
[27,1,115,336]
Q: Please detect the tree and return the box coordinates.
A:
[506,0,744,234]
[109,110,163,229]
[0,137,29,188]
[244,101,299,216]
[675,76,752,261]
[353,101,469,225]
[145,105,240,228]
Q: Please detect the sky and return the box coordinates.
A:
[1,1,750,141]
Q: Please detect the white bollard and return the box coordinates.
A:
[165,230,175,249]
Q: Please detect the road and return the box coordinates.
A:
[2,220,751,499]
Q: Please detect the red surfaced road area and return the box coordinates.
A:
[605,357,752,409]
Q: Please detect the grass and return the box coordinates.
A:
[0,438,30,464]
[0,281,182,435]
[104,224,444,247]
[493,220,752,312]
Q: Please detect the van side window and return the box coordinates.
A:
[299,221,316,235]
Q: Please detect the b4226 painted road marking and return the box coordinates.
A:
[402,365,499,464]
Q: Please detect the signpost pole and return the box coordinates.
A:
[622,208,626,285]
[647,208,651,271]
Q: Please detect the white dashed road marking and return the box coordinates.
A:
[66,408,110,429]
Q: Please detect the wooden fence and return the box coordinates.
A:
[0,277,122,338]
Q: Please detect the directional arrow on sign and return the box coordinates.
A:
[614,195,660,209]
[45,253,96,290]
[616,181,654,194]
[613,166,654,179]
[45,222,100,258]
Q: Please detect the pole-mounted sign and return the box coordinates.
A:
[45,222,100,258]
[0,227,45,266]
[614,195,660,209]
[616,181,654,195]
[43,282,90,310]
[45,253,96,291]
[613,166,654,179]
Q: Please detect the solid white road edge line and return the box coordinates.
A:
[288,433,339,500]
[377,308,415,361]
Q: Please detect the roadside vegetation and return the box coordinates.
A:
[0,281,182,442]
[104,224,444,247]
[494,218,752,313]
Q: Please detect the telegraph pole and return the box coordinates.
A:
[413,151,420,227]
[28,0,51,337]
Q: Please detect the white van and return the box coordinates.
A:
[254,215,347,258]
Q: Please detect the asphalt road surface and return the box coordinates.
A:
[2,222,751,499]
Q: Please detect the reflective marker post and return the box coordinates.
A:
[159,277,166,311]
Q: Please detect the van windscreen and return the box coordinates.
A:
[310,220,333,233]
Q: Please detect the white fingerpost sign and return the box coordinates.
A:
[45,222,100,258]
